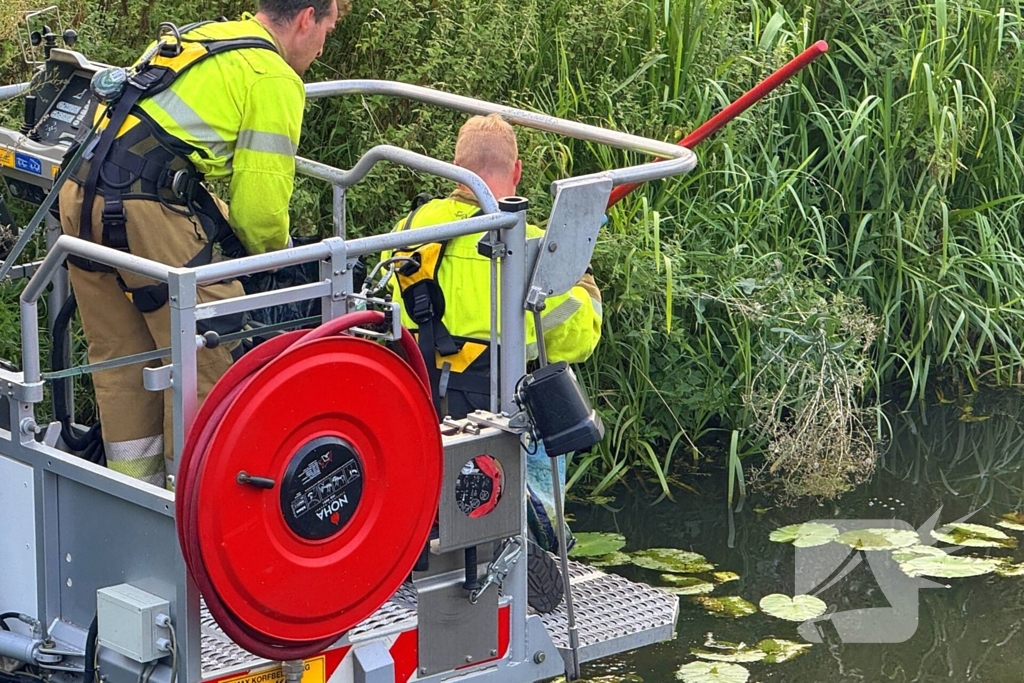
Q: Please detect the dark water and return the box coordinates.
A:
[570,398,1024,682]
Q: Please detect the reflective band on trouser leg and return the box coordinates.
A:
[105,435,166,486]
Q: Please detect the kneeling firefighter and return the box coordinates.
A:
[59,0,348,487]
[383,114,603,610]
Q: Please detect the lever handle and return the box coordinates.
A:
[236,471,275,490]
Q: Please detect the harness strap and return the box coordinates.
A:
[114,184,239,313]
[79,67,167,248]
[394,199,496,418]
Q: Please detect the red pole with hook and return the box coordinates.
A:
[606,40,829,208]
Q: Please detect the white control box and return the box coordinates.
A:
[96,584,170,663]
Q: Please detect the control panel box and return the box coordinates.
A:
[96,584,171,663]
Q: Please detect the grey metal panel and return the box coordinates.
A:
[526,178,612,308]
[353,641,394,683]
[437,431,522,553]
[416,570,498,676]
[56,477,181,629]
[5,436,175,515]
[0,454,37,632]
[98,646,173,683]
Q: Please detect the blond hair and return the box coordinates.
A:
[454,114,518,179]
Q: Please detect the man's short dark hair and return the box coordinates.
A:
[258,0,335,23]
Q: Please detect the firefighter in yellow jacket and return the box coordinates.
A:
[384,114,603,567]
[59,0,349,487]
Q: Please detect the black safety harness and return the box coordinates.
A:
[393,196,492,419]
[71,22,277,312]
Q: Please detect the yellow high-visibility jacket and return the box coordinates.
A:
[385,191,603,365]
[134,17,304,254]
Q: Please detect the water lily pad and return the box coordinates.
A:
[691,645,765,663]
[759,594,827,622]
[898,554,1002,578]
[996,512,1024,532]
[662,575,716,595]
[569,532,626,558]
[675,662,749,683]
[711,572,740,584]
[693,596,757,618]
[757,638,814,663]
[630,548,716,574]
[769,522,839,548]
[835,528,919,550]
[930,523,1017,548]
[995,560,1024,577]
[891,544,948,562]
[586,551,632,568]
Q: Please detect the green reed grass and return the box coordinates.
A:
[5,0,1024,499]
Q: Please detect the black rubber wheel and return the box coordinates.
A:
[527,538,564,614]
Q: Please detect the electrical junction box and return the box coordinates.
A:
[96,584,171,663]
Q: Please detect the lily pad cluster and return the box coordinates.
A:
[691,636,813,664]
[769,519,1024,580]
[570,536,728,599]
[930,522,1017,549]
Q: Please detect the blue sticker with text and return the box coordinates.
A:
[15,153,43,176]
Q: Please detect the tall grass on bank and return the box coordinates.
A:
[3,0,1024,500]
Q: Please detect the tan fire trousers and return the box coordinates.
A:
[59,182,242,488]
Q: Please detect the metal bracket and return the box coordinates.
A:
[325,237,349,299]
[466,410,531,435]
[477,233,507,259]
[525,176,612,311]
[9,380,44,404]
[343,295,402,341]
[143,365,173,391]
[42,420,61,447]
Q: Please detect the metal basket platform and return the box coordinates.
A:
[200,561,678,680]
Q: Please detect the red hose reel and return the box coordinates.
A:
[176,311,443,660]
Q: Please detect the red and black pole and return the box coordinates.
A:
[606,40,829,208]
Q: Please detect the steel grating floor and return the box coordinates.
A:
[200,561,677,679]
[537,560,679,666]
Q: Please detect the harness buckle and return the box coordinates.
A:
[101,199,129,251]
[409,287,434,324]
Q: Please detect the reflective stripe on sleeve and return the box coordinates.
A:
[237,129,298,156]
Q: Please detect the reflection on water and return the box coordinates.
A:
[571,396,1024,682]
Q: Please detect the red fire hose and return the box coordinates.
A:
[176,311,441,660]
[606,40,829,208]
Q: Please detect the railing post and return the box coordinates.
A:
[167,268,198,482]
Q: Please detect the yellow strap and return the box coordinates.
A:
[436,341,488,373]
[394,242,445,289]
